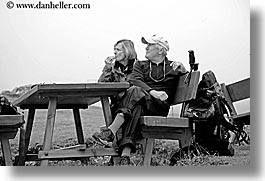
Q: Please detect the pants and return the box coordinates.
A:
[111,86,170,153]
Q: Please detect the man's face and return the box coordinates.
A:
[145,44,159,60]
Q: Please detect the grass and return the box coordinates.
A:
[2,106,250,166]
[11,106,105,145]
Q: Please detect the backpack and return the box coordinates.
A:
[0,96,19,115]
[184,70,225,119]
[183,70,238,155]
[0,95,24,134]
[170,70,250,164]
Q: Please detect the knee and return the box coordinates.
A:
[117,112,124,118]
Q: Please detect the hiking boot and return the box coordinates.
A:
[119,155,130,166]
[92,128,114,144]
[85,137,96,148]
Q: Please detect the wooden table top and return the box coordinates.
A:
[13,82,130,109]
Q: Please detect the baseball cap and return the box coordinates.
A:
[141,34,169,51]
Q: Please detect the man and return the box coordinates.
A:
[93,34,187,165]
[130,34,188,113]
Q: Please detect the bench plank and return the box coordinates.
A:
[141,127,191,139]
[173,71,200,104]
[140,116,190,128]
[221,78,250,125]
[38,147,118,160]
[0,115,24,126]
[226,78,250,102]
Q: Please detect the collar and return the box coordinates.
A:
[114,59,135,73]
[149,57,169,65]
[114,61,125,70]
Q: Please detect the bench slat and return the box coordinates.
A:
[141,127,192,140]
[226,78,250,102]
[221,78,250,125]
[173,71,200,104]
[140,116,190,128]
[38,147,118,159]
[0,115,24,126]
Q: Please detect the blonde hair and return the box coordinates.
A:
[114,39,137,60]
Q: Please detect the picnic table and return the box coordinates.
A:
[13,82,129,166]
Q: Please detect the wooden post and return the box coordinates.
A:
[73,108,84,144]
[100,96,113,127]
[1,139,13,166]
[40,97,57,166]
[17,108,35,166]
[143,138,154,166]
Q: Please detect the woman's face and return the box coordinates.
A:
[114,43,126,62]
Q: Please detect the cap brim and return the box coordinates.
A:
[141,37,156,44]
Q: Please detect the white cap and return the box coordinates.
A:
[141,34,169,51]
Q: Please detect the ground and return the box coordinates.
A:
[1,107,250,166]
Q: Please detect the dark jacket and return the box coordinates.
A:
[128,57,188,105]
[98,60,135,83]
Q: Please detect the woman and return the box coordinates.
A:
[98,39,137,83]
[93,39,144,165]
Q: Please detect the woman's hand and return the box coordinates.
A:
[103,56,116,70]
[104,56,116,65]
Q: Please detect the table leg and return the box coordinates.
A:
[1,139,13,166]
[73,108,84,144]
[40,97,57,166]
[17,108,35,166]
[100,96,119,164]
[100,96,113,127]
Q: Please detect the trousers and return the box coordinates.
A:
[111,86,170,153]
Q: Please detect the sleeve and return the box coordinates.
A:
[177,62,188,74]
[128,60,153,92]
[98,72,106,82]
[97,64,112,82]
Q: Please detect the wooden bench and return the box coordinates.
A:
[221,78,250,127]
[0,115,24,166]
[140,71,200,166]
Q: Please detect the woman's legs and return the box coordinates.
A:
[109,113,125,135]
[92,113,125,143]
[93,86,146,144]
